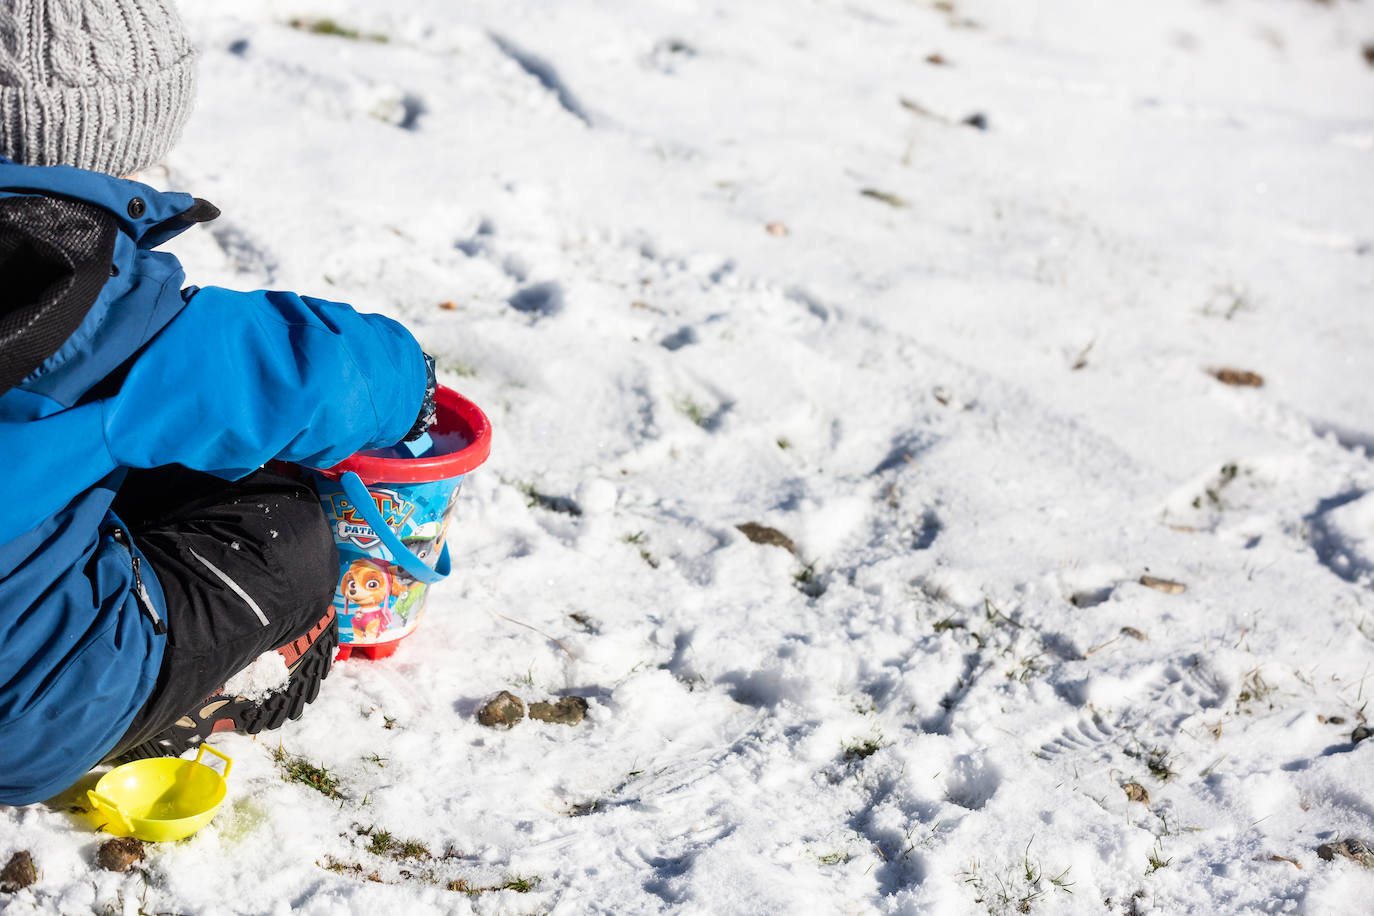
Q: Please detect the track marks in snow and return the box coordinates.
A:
[872,430,941,475]
[1035,659,1227,784]
[208,222,279,282]
[1145,659,1227,715]
[508,280,565,318]
[659,325,698,351]
[1306,489,1374,586]
[488,33,593,126]
[1311,420,1374,459]
[785,286,835,322]
[1037,712,1117,767]
[944,752,1002,812]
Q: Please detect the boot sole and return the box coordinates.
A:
[118,608,338,760]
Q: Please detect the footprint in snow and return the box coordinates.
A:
[508,281,563,318]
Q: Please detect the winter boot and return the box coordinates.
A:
[117,607,339,760]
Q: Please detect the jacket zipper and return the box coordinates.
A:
[111,527,167,635]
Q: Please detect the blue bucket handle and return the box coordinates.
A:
[338,472,451,585]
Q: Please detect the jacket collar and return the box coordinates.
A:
[0,156,216,248]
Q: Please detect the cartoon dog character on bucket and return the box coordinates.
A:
[341,558,408,641]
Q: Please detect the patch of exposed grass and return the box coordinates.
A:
[1191,462,1239,510]
[843,737,881,761]
[397,840,433,860]
[623,531,659,568]
[793,563,825,597]
[958,839,1074,914]
[274,746,343,799]
[320,858,381,883]
[445,875,543,895]
[675,396,709,428]
[288,17,389,42]
[861,187,908,208]
[516,482,582,515]
[1235,667,1274,713]
[320,857,540,896]
[357,825,434,861]
[1006,652,1045,682]
[367,830,394,856]
[1125,745,1178,782]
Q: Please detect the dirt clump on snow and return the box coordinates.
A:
[1210,367,1264,387]
[736,522,796,554]
[1317,838,1374,869]
[528,696,589,726]
[96,838,145,873]
[477,691,526,728]
[1139,575,1186,594]
[1122,782,1150,805]
[0,850,36,892]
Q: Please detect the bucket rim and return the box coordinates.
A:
[318,386,492,485]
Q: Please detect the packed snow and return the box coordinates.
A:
[4,0,1374,913]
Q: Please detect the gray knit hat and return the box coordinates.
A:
[0,0,196,176]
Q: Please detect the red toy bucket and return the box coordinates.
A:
[306,386,491,659]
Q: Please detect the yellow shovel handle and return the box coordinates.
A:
[88,789,132,834]
[194,744,233,781]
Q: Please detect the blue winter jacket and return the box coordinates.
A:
[0,160,426,805]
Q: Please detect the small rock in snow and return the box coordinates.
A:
[1317,838,1374,869]
[1122,782,1150,805]
[0,850,36,892]
[477,691,526,728]
[528,696,589,726]
[1352,725,1372,745]
[96,838,145,873]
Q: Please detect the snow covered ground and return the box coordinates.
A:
[5,0,1374,912]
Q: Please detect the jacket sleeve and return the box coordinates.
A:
[101,286,427,478]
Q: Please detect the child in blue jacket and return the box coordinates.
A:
[0,0,434,804]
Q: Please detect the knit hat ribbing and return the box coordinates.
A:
[0,0,196,176]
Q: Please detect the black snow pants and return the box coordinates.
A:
[104,466,340,759]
